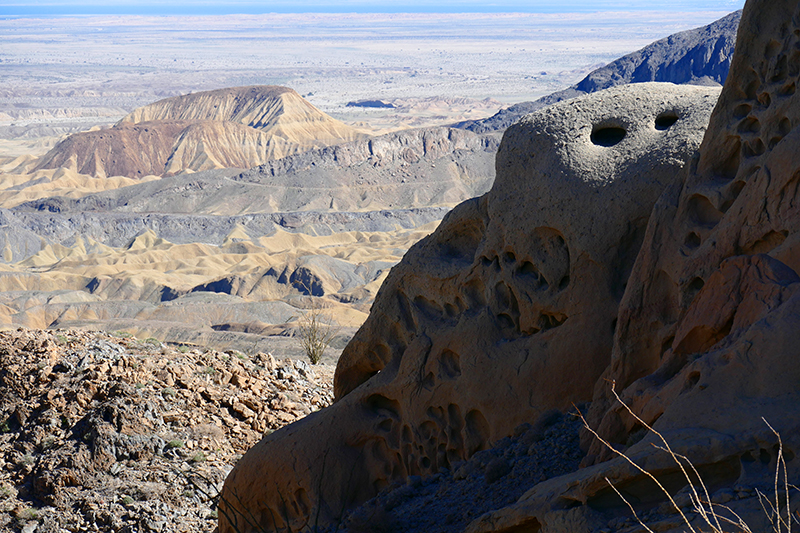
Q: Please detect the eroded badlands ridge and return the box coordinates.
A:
[31,86,365,179]
[219,82,721,532]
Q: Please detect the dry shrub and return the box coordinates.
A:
[297,303,340,365]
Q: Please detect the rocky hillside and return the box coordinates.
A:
[460,10,741,133]
[32,86,365,179]
[118,86,360,147]
[0,124,498,356]
[0,328,334,533]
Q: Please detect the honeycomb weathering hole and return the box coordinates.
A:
[591,126,626,147]
[655,112,680,130]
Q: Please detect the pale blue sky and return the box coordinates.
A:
[0,0,746,16]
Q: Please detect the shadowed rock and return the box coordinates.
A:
[465,2,800,531]
[218,82,720,532]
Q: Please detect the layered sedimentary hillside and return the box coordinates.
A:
[219,82,721,532]
[0,124,498,355]
[30,86,365,180]
[17,127,498,217]
[461,10,741,133]
[0,217,445,357]
[118,86,363,149]
[33,120,298,179]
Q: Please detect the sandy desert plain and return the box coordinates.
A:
[0,10,734,360]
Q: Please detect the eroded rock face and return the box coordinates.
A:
[34,86,365,179]
[589,0,800,448]
[219,82,720,532]
[464,2,800,531]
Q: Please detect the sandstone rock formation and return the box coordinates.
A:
[461,10,741,133]
[118,86,359,148]
[33,86,365,179]
[219,82,721,532]
[451,1,800,531]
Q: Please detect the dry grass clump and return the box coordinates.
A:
[580,383,798,533]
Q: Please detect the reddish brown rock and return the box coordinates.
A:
[34,86,365,179]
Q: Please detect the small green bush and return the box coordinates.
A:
[167,440,184,449]
[189,452,206,463]
[297,303,340,365]
[17,507,39,521]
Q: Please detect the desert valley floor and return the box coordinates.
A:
[0,10,733,358]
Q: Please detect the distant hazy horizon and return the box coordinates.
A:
[0,0,745,17]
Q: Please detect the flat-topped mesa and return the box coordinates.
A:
[34,86,365,179]
[118,85,364,147]
[219,82,720,533]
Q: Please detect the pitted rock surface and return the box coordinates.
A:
[219,82,721,532]
[464,1,800,531]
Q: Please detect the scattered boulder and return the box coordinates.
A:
[219,82,721,532]
[0,328,333,533]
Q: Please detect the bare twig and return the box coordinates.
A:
[576,404,698,532]
[582,382,800,533]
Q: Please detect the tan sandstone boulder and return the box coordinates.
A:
[465,1,800,531]
[219,82,720,532]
